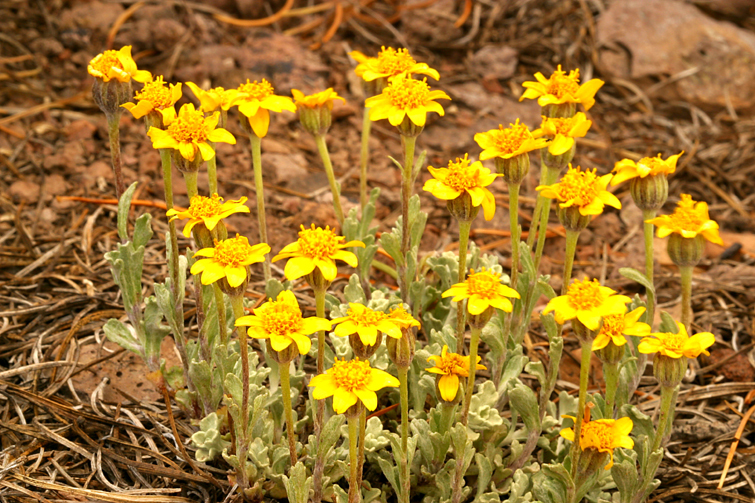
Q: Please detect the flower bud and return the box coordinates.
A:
[398,114,424,138]
[667,234,704,268]
[652,353,687,388]
[92,79,132,119]
[557,206,592,233]
[596,340,625,366]
[298,104,334,136]
[573,317,601,345]
[543,101,576,119]
[349,331,383,360]
[541,142,576,172]
[306,267,332,292]
[468,305,494,330]
[494,154,530,185]
[387,329,416,369]
[172,150,202,173]
[267,342,298,364]
[446,192,480,223]
[630,173,668,212]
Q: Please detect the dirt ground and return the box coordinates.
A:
[1,0,754,501]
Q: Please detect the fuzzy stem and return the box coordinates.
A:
[280,361,297,467]
[398,365,410,502]
[680,265,693,333]
[652,384,677,452]
[371,259,398,279]
[315,133,344,226]
[603,361,619,419]
[508,182,521,288]
[398,135,416,304]
[356,406,367,490]
[183,171,199,199]
[534,167,560,271]
[642,210,657,328]
[159,149,182,339]
[230,293,249,491]
[207,144,218,196]
[562,230,580,295]
[360,106,372,213]
[455,220,472,354]
[311,285,327,502]
[570,340,593,478]
[460,326,482,425]
[249,133,271,282]
[348,408,361,503]
[439,403,457,437]
[212,284,228,346]
[526,163,548,248]
[106,114,126,200]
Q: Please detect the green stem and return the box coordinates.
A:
[348,408,361,503]
[159,149,182,334]
[603,361,619,419]
[652,385,677,452]
[562,230,580,295]
[439,403,457,437]
[280,360,297,466]
[526,163,548,248]
[371,259,398,279]
[460,326,482,425]
[508,182,521,288]
[570,340,593,478]
[106,114,126,200]
[249,133,271,282]
[207,143,218,195]
[680,266,693,333]
[534,166,560,271]
[183,171,199,199]
[360,106,372,213]
[314,286,326,436]
[213,284,228,346]
[315,133,344,226]
[398,365,410,500]
[455,220,472,354]
[356,406,367,490]
[398,135,417,304]
[642,210,657,327]
[230,293,249,490]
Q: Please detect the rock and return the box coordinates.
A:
[43,174,68,197]
[262,153,309,184]
[468,45,518,81]
[597,0,755,109]
[66,119,97,141]
[84,160,112,188]
[446,82,541,125]
[689,0,755,17]
[59,1,124,36]
[30,38,65,58]
[9,180,40,202]
[400,0,463,44]
[43,142,85,170]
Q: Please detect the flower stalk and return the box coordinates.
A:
[360,107,372,213]
[249,133,271,282]
[642,209,657,326]
[107,115,127,201]
[280,360,297,466]
[680,265,693,333]
[314,133,344,225]
[347,405,361,503]
[460,326,482,425]
[570,340,593,476]
[652,384,677,453]
[230,293,250,491]
[399,134,416,302]
[455,220,471,353]
[508,183,521,288]
[562,230,580,295]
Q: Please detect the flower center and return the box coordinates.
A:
[556,167,600,206]
[348,306,386,327]
[262,302,303,337]
[435,352,467,375]
[389,306,416,328]
[297,225,341,259]
[598,314,625,340]
[566,279,606,311]
[637,156,664,172]
[546,67,581,99]
[443,155,480,192]
[489,121,531,154]
[330,359,373,393]
[89,50,124,75]
[546,116,577,136]
[213,236,253,268]
[238,79,274,101]
[580,421,613,450]
[375,47,417,75]
[666,194,705,231]
[188,194,224,218]
[385,77,431,110]
[134,76,174,109]
[466,270,501,299]
[660,333,687,351]
[167,107,208,143]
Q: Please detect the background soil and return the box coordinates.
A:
[0,0,754,501]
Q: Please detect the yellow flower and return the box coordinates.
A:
[87,46,152,83]
[272,225,365,282]
[146,103,236,161]
[388,306,421,330]
[592,307,651,351]
[309,358,399,413]
[474,119,548,161]
[560,415,634,469]
[533,112,592,156]
[291,88,345,109]
[544,278,630,331]
[232,79,296,138]
[185,82,240,112]
[365,76,450,127]
[190,234,270,287]
[520,65,604,110]
[611,152,683,186]
[423,155,499,220]
[121,76,182,119]
[332,304,403,346]
[235,290,331,355]
[350,47,440,82]
[638,322,715,359]
[426,345,485,402]
[442,268,520,315]
[537,165,621,216]
[166,193,249,237]
[646,194,723,245]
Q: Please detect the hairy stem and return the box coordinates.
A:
[107,114,126,201]
[360,106,372,213]
[207,144,218,196]
[570,341,593,478]
[642,209,657,329]
[398,135,416,304]
[398,365,410,502]
[680,265,693,333]
[508,182,521,288]
[652,384,677,453]
[562,230,580,295]
[249,133,271,282]
[315,133,344,226]
[356,406,367,490]
[455,220,472,354]
[526,163,548,249]
[183,171,199,199]
[533,167,560,271]
[280,360,297,467]
[230,293,249,491]
[348,408,361,503]
[460,326,482,425]
[311,285,327,502]
[603,360,619,419]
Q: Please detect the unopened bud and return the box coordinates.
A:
[467,306,494,330]
[543,102,576,119]
[447,192,480,223]
[667,234,704,268]
[268,342,298,364]
[557,206,591,233]
[495,154,530,185]
[92,79,132,119]
[596,340,625,366]
[172,150,202,173]
[630,173,668,212]
[542,143,576,172]
[350,331,383,360]
[387,329,415,369]
[653,353,687,388]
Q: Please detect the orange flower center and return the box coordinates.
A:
[374,47,417,75]
[598,314,625,340]
[637,156,665,172]
[330,359,372,393]
[566,279,606,311]
[385,78,430,110]
[238,79,274,101]
[443,155,480,192]
[554,167,600,206]
[579,421,613,451]
[666,194,705,232]
[546,68,581,99]
[297,226,341,260]
[389,306,416,329]
[262,301,303,337]
[89,50,124,75]
[347,306,386,327]
[134,76,174,109]
[433,352,467,376]
[489,122,532,154]
[213,236,253,268]
[188,194,224,218]
[659,333,687,352]
[466,270,501,299]
[546,116,577,136]
[167,108,208,143]
[210,87,235,107]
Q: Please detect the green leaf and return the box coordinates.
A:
[659,311,679,333]
[103,319,142,355]
[611,450,638,503]
[133,213,153,250]
[619,267,655,295]
[475,453,493,498]
[318,415,345,459]
[508,381,541,433]
[118,182,138,242]
[344,274,366,304]
[283,461,312,503]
